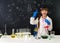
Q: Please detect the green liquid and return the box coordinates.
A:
[41,36,48,39]
[0,34,2,38]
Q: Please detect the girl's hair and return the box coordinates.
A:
[35,6,49,20]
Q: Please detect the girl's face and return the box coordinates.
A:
[40,9,48,16]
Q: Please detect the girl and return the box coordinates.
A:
[30,5,53,38]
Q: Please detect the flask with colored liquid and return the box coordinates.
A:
[11,28,16,38]
[0,30,2,38]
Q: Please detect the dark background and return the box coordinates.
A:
[0,0,60,35]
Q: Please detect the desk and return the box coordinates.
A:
[0,35,60,43]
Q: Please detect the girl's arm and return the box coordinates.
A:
[30,17,38,25]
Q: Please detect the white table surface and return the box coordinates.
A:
[0,35,60,43]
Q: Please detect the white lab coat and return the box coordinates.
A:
[30,16,53,37]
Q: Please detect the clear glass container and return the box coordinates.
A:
[50,31,55,38]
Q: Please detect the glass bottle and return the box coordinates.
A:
[11,28,16,38]
[0,30,2,38]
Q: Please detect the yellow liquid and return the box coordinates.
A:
[11,34,16,38]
